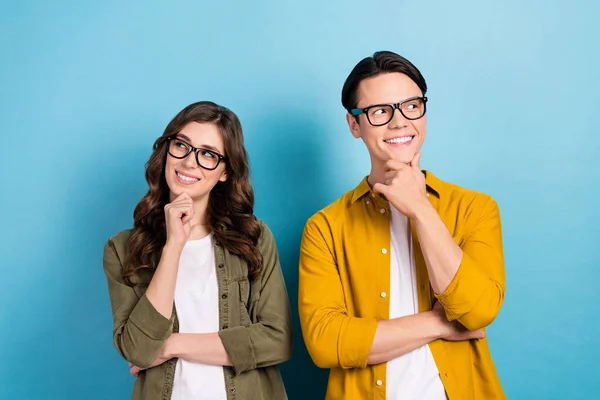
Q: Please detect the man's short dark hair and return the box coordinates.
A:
[341,51,427,113]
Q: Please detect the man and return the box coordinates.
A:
[298,51,506,400]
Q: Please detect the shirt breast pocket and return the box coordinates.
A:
[238,278,261,326]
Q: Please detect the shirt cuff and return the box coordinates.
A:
[435,252,488,321]
[219,326,255,374]
[128,294,173,340]
[338,316,378,369]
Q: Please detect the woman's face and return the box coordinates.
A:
[164,121,228,202]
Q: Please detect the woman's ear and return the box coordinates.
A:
[219,169,228,183]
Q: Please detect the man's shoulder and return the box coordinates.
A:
[305,186,357,228]
[433,173,498,211]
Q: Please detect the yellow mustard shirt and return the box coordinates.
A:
[299,171,506,400]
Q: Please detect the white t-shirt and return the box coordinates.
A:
[171,234,227,400]
[386,206,447,400]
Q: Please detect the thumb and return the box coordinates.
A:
[471,329,486,340]
[410,152,421,172]
[372,182,388,197]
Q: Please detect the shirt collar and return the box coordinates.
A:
[350,170,442,204]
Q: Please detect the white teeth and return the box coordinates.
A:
[177,172,198,182]
[385,136,414,144]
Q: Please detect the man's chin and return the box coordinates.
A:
[380,152,414,165]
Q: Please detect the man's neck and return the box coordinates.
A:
[367,162,387,188]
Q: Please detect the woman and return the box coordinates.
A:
[103,101,292,399]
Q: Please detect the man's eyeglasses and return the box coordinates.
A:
[351,96,428,127]
[166,135,227,171]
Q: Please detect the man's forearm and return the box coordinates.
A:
[367,311,446,365]
[411,202,463,295]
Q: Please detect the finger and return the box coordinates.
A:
[177,204,194,223]
[168,204,193,213]
[169,198,193,208]
[167,205,193,218]
[385,159,406,172]
[459,329,485,341]
[471,329,486,339]
[170,192,193,204]
[167,209,189,222]
[372,183,389,197]
[174,192,192,202]
[410,152,422,172]
[181,213,192,225]
[384,170,398,180]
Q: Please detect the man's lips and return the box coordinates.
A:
[384,135,415,145]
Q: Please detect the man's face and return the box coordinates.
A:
[346,72,427,166]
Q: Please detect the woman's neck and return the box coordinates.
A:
[188,195,211,240]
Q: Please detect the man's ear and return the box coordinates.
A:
[346,113,361,139]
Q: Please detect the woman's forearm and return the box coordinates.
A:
[144,243,182,319]
[165,333,233,366]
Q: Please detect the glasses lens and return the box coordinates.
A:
[196,149,220,170]
[401,98,426,120]
[367,105,395,126]
[169,139,190,158]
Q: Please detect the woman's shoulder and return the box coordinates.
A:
[104,229,132,262]
[107,228,132,247]
[256,219,273,241]
[255,219,278,255]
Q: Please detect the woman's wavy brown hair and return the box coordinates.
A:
[122,101,262,285]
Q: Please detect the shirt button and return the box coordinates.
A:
[380,208,386,214]
[222,324,228,329]
[376,380,383,386]
[380,292,387,298]
[427,193,430,197]
[381,248,387,254]
[366,200,370,205]
[222,294,228,299]
[218,263,224,268]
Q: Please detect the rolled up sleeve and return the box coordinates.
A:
[218,223,293,375]
[298,216,378,369]
[436,196,506,330]
[103,238,172,368]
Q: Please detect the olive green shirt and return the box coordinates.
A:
[103,221,292,400]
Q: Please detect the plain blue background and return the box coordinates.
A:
[1,0,599,399]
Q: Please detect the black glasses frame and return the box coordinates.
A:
[351,96,428,126]
[165,135,227,171]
